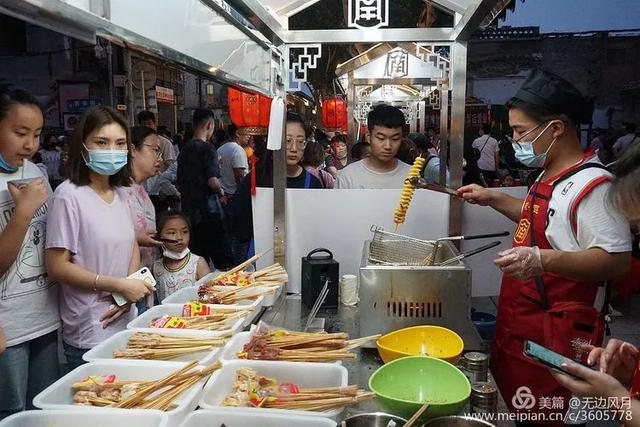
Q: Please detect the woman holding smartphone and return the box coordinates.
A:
[46,107,154,370]
[551,142,640,425]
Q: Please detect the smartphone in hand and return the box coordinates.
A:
[523,340,593,380]
[112,267,157,307]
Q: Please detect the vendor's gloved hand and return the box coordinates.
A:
[494,246,543,281]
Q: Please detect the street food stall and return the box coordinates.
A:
[0,0,523,426]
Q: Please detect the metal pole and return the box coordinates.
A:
[272,48,288,267]
[348,72,357,143]
[106,41,114,107]
[141,70,146,110]
[123,48,134,124]
[439,80,449,186]
[448,41,467,237]
[173,102,178,134]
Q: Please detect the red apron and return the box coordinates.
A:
[490,164,606,425]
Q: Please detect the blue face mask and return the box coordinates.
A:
[511,121,557,168]
[0,153,18,173]
[83,145,128,176]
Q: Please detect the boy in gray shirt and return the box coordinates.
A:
[336,104,410,189]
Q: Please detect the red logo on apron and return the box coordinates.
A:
[514,218,530,244]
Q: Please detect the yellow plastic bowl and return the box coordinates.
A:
[377,325,464,363]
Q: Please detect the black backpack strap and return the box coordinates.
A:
[479,135,491,154]
[551,163,611,188]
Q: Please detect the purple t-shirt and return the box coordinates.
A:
[46,180,135,349]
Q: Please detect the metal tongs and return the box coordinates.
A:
[406,177,461,197]
[429,231,510,266]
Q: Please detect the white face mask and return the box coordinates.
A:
[162,246,190,260]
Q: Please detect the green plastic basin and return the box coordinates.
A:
[368,356,471,420]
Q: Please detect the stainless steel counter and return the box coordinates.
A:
[255,295,516,427]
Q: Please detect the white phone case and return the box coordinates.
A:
[112,267,157,306]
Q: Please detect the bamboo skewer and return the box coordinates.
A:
[216,251,268,280]
[344,334,382,350]
[115,361,200,409]
[405,402,430,427]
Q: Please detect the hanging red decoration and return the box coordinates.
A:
[228,88,272,135]
[322,97,348,133]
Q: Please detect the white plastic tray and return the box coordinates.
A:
[219,331,251,363]
[199,360,348,419]
[126,304,247,335]
[0,409,168,427]
[83,329,226,365]
[32,360,211,427]
[162,284,279,307]
[178,408,336,427]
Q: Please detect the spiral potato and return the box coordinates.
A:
[394,156,426,226]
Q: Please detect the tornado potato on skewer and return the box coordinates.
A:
[394,156,426,229]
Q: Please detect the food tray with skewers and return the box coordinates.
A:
[199,360,373,419]
[198,262,288,289]
[127,304,248,336]
[219,329,380,364]
[0,409,169,427]
[160,289,264,327]
[164,260,288,308]
[162,283,280,308]
[165,254,288,308]
[163,287,265,311]
[83,329,230,365]
[178,408,336,427]
[33,360,219,427]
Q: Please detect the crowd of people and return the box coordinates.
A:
[1,70,640,425]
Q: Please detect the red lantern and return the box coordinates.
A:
[228,88,272,135]
[322,97,348,133]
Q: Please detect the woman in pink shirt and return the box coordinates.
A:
[124,127,162,267]
[302,140,335,189]
[46,107,154,369]
[123,126,163,313]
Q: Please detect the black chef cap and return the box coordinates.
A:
[511,69,594,124]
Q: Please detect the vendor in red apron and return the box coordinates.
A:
[458,69,632,425]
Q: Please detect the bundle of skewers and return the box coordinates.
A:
[112,332,227,361]
[72,361,219,411]
[223,367,373,412]
[198,283,275,305]
[206,264,288,288]
[198,252,288,304]
[150,308,247,331]
[238,329,380,363]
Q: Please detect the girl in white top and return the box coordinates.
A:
[152,211,210,302]
[0,85,59,419]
